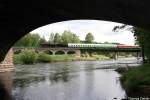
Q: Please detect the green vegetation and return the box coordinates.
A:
[52,30,81,44]
[134,28,150,62]
[85,32,94,43]
[113,25,150,62]
[13,50,38,64]
[61,30,80,43]
[37,52,52,62]
[14,34,42,47]
[113,25,150,96]
[37,53,76,62]
[118,64,150,96]
[13,50,113,64]
[20,50,38,64]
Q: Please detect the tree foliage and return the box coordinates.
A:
[85,32,94,43]
[113,25,150,62]
[39,36,47,44]
[54,33,62,43]
[61,30,80,44]
[49,33,55,43]
[14,33,44,47]
[134,28,150,61]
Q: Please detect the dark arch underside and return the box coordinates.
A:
[1,0,150,61]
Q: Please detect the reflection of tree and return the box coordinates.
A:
[49,66,72,83]
[13,76,46,88]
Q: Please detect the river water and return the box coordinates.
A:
[0,58,141,100]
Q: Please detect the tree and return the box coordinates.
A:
[72,34,80,43]
[104,41,109,44]
[113,25,150,62]
[61,30,72,44]
[134,28,150,62]
[54,33,62,43]
[61,30,80,44]
[14,33,41,47]
[85,32,94,43]
[49,32,55,43]
[39,36,47,44]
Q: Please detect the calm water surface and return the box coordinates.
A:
[0,59,140,100]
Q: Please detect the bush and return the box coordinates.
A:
[38,52,52,62]
[48,55,75,62]
[13,54,22,64]
[20,49,38,64]
[120,64,150,96]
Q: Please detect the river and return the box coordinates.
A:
[0,58,141,100]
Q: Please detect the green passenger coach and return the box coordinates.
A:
[68,43,117,48]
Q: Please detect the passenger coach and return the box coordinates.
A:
[68,43,117,48]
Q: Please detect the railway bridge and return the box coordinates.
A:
[13,47,81,56]
[0,44,141,72]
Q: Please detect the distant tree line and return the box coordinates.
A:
[49,30,80,44]
[14,29,120,48]
[14,30,96,47]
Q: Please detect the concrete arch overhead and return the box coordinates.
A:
[1,0,150,61]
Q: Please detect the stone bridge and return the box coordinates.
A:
[0,48,14,72]
[0,47,141,72]
[13,47,81,56]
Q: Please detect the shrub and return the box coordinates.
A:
[20,49,38,64]
[38,52,52,62]
[120,64,150,96]
[13,54,22,64]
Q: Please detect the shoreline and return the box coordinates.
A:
[14,56,111,65]
[115,64,150,97]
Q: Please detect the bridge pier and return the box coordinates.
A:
[52,51,56,55]
[75,50,81,57]
[114,52,118,60]
[64,51,68,55]
[0,48,14,72]
[0,72,13,99]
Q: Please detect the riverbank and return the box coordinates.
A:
[13,50,110,64]
[116,63,150,97]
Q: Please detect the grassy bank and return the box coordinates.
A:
[13,50,110,64]
[116,64,150,97]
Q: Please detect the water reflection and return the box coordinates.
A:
[13,76,46,88]
[0,72,13,100]
[0,59,140,100]
[49,65,73,83]
[10,61,129,100]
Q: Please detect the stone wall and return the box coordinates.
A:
[0,48,14,72]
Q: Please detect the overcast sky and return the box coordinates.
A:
[31,20,135,45]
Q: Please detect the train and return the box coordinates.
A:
[40,43,140,49]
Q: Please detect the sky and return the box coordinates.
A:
[31,20,135,45]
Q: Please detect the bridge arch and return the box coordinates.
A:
[43,50,54,55]
[14,50,22,54]
[0,0,150,61]
[67,51,76,55]
[55,51,66,55]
